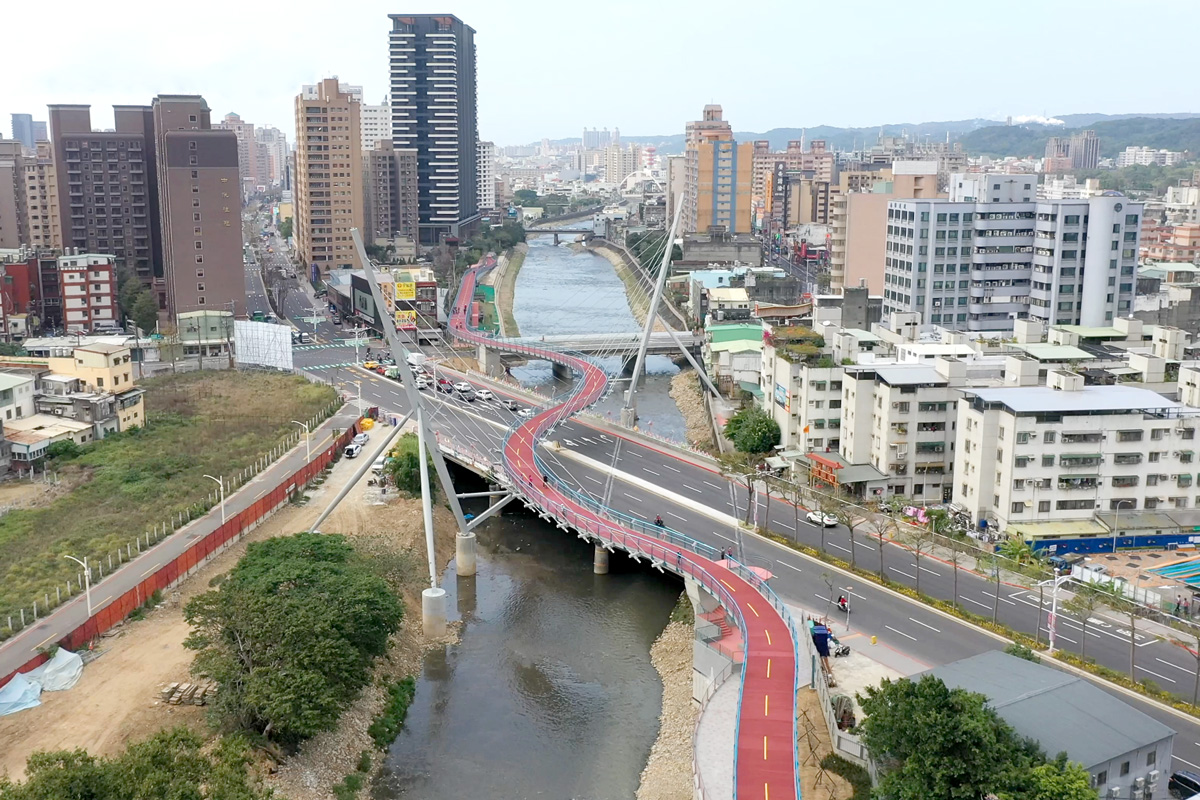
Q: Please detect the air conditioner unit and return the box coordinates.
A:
[1148,770,1159,786]
[1108,787,1120,799]
[1160,475,1170,481]
[892,402,900,408]
[1134,777,1145,789]
[51,407,63,416]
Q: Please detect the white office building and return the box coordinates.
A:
[360,96,391,151]
[477,140,496,211]
[882,192,1142,331]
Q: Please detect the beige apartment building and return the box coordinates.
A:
[295,79,364,273]
[829,161,942,294]
[681,105,754,234]
[23,141,61,250]
[214,112,259,196]
[152,95,244,317]
[0,141,29,249]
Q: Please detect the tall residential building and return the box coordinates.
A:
[751,139,836,216]
[47,105,159,285]
[682,105,753,234]
[477,140,496,211]
[362,140,418,242]
[1044,129,1100,172]
[151,95,244,317]
[604,142,641,186]
[361,97,391,151]
[214,112,259,197]
[294,78,364,274]
[582,128,614,149]
[0,141,29,248]
[23,141,61,250]
[58,253,118,332]
[882,190,1142,331]
[1116,146,1184,168]
[388,14,479,245]
[828,162,941,294]
[255,126,289,186]
[664,154,686,228]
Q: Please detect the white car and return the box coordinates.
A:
[517,408,535,419]
[453,381,472,393]
[352,432,370,445]
[475,388,494,401]
[343,443,363,459]
[806,510,838,527]
[415,375,430,390]
[371,456,390,474]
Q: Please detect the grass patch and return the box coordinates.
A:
[368,676,417,749]
[670,591,693,624]
[0,371,337,630]
[497,246,525,337]
[820,754,871,799]
[332,771,365,800]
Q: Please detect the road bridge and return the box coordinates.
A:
[524,228,593,244]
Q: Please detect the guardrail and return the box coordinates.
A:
[693,659,737,800]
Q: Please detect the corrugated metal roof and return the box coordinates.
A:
[965,384,1182,414]
[926,651,1173,769]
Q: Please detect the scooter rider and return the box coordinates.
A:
[654,515,665,528]
[837,594,849,613]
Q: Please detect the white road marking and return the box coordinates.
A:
[1156,657,1196,675]
[828,542,851,554]
[622,492,644,502]
[774,521,794,530]
[643,468,661,476]
[885,625,917,641]
[909,617,941,633]
[1174,755,1200,770]
[662,464,681,473]
[1039,627,1078,644]
[704,481,723,490]
[584,476,603,484]
[1136,665,1177,684]
[981,590,1017,606]
[962,596,991,611]
[684,485,704,493]
[778,561,803,573]
[918,566,941,577]
[891,567,917,580]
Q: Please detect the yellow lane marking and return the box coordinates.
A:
[746,602,759,617]
[764,694,769,716]
[765,629,772,646]
[765,783,770,800]
[766,658,772,678]
[763,735,768,760]
[141,566,158,577]
[719,579,737,593]
[33,633,56,651]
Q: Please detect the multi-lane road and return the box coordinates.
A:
[291,337,1200,773]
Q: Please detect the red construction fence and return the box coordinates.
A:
[0,419,362,690]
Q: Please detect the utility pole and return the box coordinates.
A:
[351,229,474,637]
[621,202,683,427]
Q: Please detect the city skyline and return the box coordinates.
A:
[5,0,1200,146]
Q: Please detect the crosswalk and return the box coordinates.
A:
[292,343,353,351]
[300,362,360,370]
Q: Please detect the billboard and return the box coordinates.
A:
[395,310,417,330]
[234,320,294,371]
[395,281,416,302]
[774,383,789,410]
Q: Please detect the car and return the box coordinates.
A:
[475,388,494,401]
[806,510,838,527]
[343,443,363,459]
[436,378,454,393]
[415,376,430,390]
[375,366,388,375]
[363,360,379,370]
[331,315,342,325]
[459,389,477,402]
[517,408,535,419]
[371,456,391,474]
[298,332,312,344]
[352,432,370,446]
[501,398,520,411]
[1169,771,1200,799]
[453,381,472,393]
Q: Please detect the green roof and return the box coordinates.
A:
[711,339,762,354]
[708,322,763,344]
[1011,343,1092,361]
[1054,325,1125,339]
[738,381,764,398]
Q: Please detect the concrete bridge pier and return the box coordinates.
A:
[552,361,573,382]
[422,587,447,638]
[456,531,477,577]
[488,484,506,516]
[477,343,505,377]
[621,355,637,376]
[593,544,610,575]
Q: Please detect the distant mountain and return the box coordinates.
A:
[540,114,1200,158]
[960,116,1200,158]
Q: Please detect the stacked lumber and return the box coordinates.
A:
[159,681,219,706]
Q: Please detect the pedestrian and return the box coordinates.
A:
[1179,594,1185,615]
[810,621,833,680]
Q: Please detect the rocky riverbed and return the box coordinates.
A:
[670,369,715,450]
[635,612,696,800]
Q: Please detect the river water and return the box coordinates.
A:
[509,233,688,443]
[374,500,681,799]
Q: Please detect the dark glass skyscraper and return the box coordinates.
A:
[387,14,478,245]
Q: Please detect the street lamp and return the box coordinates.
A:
[1040,573,1074,655]
[62,554,93,616]
[291,420,311,462]
[1112,499,1135,554]
[204,474,226,524]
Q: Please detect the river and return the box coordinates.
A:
[373,498,681,799]
[509,232,688,443]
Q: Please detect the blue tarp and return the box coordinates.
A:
[0,649,84,716]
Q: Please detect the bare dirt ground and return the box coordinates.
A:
[796,689,854,800]
[0,444,454,788]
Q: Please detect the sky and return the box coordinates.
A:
[7,0,1200,146]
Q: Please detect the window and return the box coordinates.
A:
[1148,751,1156,767]
[1117,430,1144,442]
[1013,479,1025,489]
[1148,475,1159,486]
[1120,762,1130,778]
[1112,476,1139,487]
[1042,455,1055,467]
[1038,500,1051,513]
[1151,428,1167,440]
[1150,451,1161,462]
[1011,502,1025,514]
[1043,431,1056,444]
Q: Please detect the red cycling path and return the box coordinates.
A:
[450,261,800,800]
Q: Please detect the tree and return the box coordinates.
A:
[0,727,272,800]
[723,406,781,454]
[1063,582,1106,659]
[384,432,436,499]
[184,533,403,743]
[1013,755,1096,800]
[131,290,159,335]
[718,452,757,524]
[862,509,895,580]
[279,216,293,239]
[157,323,184,373]
[514,189,538,206]
[45,440,84,462]
[902,522,937,594]
[858,675,1041,800]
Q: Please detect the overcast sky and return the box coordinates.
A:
[8,0,1199,146]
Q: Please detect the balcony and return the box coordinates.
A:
[1058,477,1099,491]
[915,442,946,454]
[1059,454,1101,469]
[1061,432,1103,444]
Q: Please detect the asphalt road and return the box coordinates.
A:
[290,342,1200,773]
[0,409,362,681]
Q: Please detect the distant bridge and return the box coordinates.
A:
[525,228,594,244]
[507,331,700,357]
